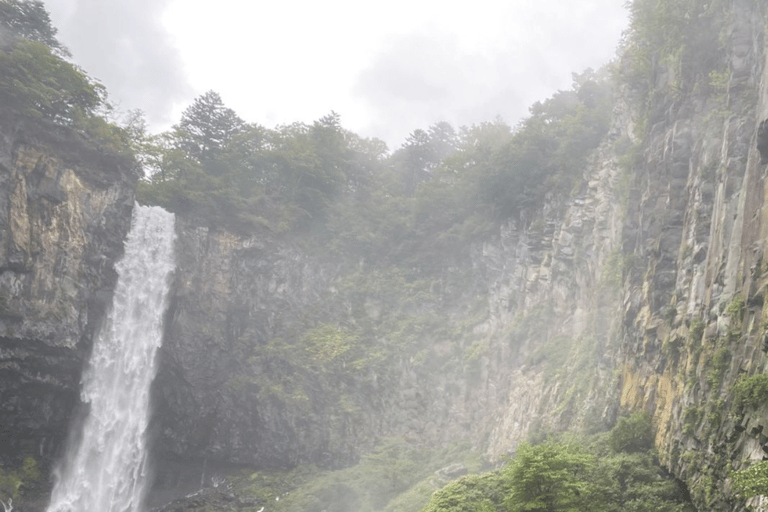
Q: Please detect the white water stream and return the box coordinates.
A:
[47,205,176,512]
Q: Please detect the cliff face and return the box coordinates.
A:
[149,1,768,509]
[150,122,629,473]
[4,3,768,511]
[468,2,768,508]
[618,1,768,509]
[153,220,491,469]
[153,223,355,468]
[0,115,137,465]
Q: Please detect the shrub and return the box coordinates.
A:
[733,374,768,411]
[730,461,768,500]
[609,411,654,453]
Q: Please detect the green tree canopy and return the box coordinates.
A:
[175,90,245,168]
[730,460,768,502]
[0,38,105,124]
[503,441,595,512]
[0,0,68,56]
[608,412,654,453]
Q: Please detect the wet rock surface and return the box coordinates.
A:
[0,115,137,464]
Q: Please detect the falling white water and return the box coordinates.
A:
[47,204,176,512]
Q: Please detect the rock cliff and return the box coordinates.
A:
[148,1,768,509]
[0,113,137,467]
[5,2,768,511]
[148,111,629,479]
[618,1,768,509]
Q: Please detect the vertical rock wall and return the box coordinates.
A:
[147,3,768,504]
[151,114,632,472]
[616,2,768,509]
[0,116,136,465]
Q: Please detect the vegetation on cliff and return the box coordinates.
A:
[420,414,692,512]
[0,0,133,154]
[134,69,611,246]
[614,0,768,510]
[162,414,692,512]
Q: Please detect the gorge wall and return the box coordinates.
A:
[619,1,768,510]
[148,2,768,510]
[0,114,136,468]
[4,2,768,511]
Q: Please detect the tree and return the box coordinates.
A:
[503,441,595,512]
[0,39,105,124]
[122,109,166,177]
[421,473,506,512]
[310,111,348,194]
[398,128,432,196]
[730,461,768,503]
[608,412,654,453]
[427,121,458,165]
[0,0,69,56]
[175,90,245,170]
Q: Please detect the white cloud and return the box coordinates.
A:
[44,0,627,148]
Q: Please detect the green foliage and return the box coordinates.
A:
[609,412,654,453]
[526,335,570,370]
[689,318,704,343]
[0,0,69,56]
[622,0,726,88]
[137,103,386,232]
[682,406,702,436]
[619,0,728,137]
[301,323,359,366]
[601,248,626,290]
[135,67,612,264]
[706,346,731,389]
[661,335,684,361]
[0,39,105,124]
[705,403,723,435]
[421,473,505,512]
[0,2,131,154]
[175,90,245,166]
[0,456,40,503]
[733,374,768,411]
[508,302,555,346]
[421,435,694,512]
[472,70,611,220]
[730,461,768,501]
[0,469,22,502]
[725,294,745,316]
[597,452,693,512]
[503,441,595,512]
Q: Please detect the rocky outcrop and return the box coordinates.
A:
[0,114,137,465]
[613,1,768,509]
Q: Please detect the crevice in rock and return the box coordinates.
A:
[757,119,768,164]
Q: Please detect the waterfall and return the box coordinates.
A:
[47,204,176,512]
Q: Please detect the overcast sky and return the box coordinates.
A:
[43,0,628,149]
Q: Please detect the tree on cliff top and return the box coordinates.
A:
[0,39,105,124]
[0,0,129,155]
[175,90,245,170]
[0,0,68,56]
